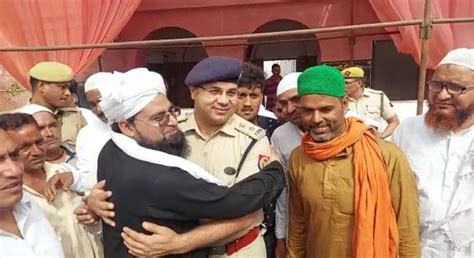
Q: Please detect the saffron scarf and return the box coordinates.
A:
[302,118,399,258]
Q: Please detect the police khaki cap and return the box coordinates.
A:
[29,62,73,82]
[341,67,364,79]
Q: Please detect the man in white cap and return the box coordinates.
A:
[74,72,117,190]
[392,48,474,257]
[82,68,285,258]
[18,104,77,167]
[269,72,304,258]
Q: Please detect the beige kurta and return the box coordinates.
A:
[287,141,420,258]
[56,107,88,149]
[180,113,272,258]
[23,162,103,258]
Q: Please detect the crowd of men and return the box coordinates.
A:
[0,47,472,258]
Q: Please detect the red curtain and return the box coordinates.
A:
[369,0,474,68]
[0,0,141,90]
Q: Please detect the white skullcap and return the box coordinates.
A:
[84,72,115,92]
[438,48,474,70]
[99,68,167,123]
[18,104,53,115]
[277,72,302,97]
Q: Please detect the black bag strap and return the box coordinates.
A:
[235,139,258,179]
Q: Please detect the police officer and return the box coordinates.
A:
[28,61,87,148]
[341,66,399,138]
[236,62,281,258]
[181,56,273,257]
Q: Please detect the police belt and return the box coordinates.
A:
[208,227,260,255]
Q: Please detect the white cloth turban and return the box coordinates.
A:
[438,48,474,70]
[84,72,115,93]
[277,72,302,97]
[18,104,53,115]
[99,68,167,123]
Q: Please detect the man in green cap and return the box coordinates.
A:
[28,61,87,148]
[287,65,420,258]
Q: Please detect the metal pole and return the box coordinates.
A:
[349,0,355,65]
[140,31,400,51]
[0,19,422,52]
[432,17,474,24]
[416,0,433,115]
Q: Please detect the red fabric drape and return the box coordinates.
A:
[0,0,141,90]
[369,0,474,68]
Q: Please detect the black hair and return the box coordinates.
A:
[0,113,39,131]
[110,116,136,133]
[238,62,265,90]
[271,63,280,69]
[29,77,40,91]
[69,79,78,96]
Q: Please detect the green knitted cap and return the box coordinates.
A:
[297,65,346,98]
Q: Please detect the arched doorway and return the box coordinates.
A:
[247,19,320,75]
[144,27,207,108]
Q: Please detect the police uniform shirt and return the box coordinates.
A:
[180,113,272,187]
[347,88,396,123]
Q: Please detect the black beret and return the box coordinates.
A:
[185,56,242,86]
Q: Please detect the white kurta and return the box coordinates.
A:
[23,162,103,258]
[270,122,304,239]
[392,115,473,258]
[74,119,111,192]
[0,194,64,258]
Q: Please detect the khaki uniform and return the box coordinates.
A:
[179,113,272,258]
[55,107,88,149]
[347,88,396,129]
[23,162,103,258]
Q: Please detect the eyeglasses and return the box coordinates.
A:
[133,106,181,127]
[198,86,238,101]
[428,81,474,95]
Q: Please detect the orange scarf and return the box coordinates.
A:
[302,118,399,258]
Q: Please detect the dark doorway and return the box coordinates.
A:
[144,27,208,108]
[372,40,420,100]
[246,19,320,72]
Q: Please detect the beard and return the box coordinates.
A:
[136,130,190,158]
[425,103,470,132]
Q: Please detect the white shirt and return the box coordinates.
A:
[270,122,304,239]
[79,107,99,125]
[0,194,64,258]
[392,115,474,258]
[74,119,111,192]
[258,105,277,119]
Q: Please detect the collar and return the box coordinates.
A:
[362,87,370,97]
[181,113,237,138]
[9,194,33,235]
[61,145,76,162]
[348,88,369,102]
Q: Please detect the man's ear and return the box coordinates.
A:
[38,81,47,94]
[118,120,135,138]
[341,96,349,113]
[188,86,196,100]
